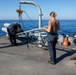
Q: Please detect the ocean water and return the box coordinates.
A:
[0,20,76,36]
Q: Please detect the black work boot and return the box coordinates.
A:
[48,59,56,65]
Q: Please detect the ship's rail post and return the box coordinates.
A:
[20,1,43,47]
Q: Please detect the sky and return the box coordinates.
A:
[0,0,76,20]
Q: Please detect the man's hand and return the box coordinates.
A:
[15,29,20,33]
[42,27,47,30]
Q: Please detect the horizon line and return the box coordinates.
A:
[0,19,76,20]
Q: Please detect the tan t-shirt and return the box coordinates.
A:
[48,19,60,33]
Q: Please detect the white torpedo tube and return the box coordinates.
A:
[1,23,10,36]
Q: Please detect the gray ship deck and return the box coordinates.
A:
[0,36,76,75]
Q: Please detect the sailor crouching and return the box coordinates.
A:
[7,22,23,46]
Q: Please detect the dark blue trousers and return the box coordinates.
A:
[48,34,57,62]
[7,28,17,45]
[48,37,57,63]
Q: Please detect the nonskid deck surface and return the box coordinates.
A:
[0,37,76,75]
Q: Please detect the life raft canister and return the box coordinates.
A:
[63,39,69,46]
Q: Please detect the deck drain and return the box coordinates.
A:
[70,57,76,60]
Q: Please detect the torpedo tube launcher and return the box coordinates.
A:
[2,23,47,36]
[2,23,48,47]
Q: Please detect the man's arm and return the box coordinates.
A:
[43,20,52,32]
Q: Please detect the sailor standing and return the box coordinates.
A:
[43,12,60,65]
